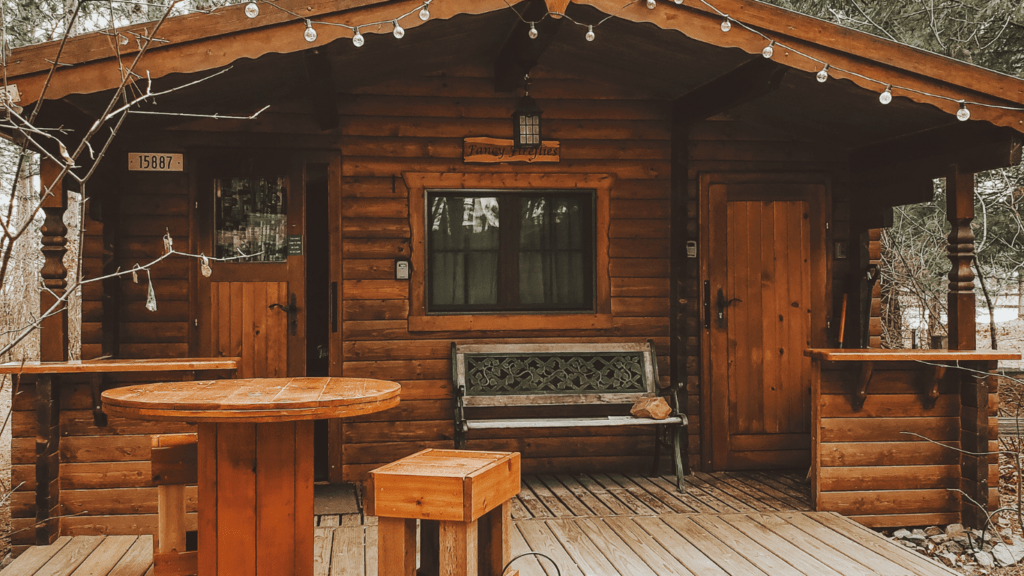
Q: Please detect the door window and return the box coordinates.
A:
[214,176,288,262]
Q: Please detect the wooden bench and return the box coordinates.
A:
[452,341,686,490]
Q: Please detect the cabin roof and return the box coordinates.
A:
[7,0,1024,149]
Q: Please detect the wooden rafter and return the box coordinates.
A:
[303,48,340,131]
[494,0,563,92]
[6,0,1024,131]
[672,58,786,124]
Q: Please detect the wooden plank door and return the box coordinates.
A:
[196,153,306,378]
[703,174,828,470]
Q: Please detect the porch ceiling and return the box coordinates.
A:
[40,2,1004,150]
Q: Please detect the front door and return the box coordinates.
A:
[197,153,305,378]
[703,173,828,470]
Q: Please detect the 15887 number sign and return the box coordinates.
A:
[128,153,183,172]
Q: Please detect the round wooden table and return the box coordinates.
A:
[102,377,400,576]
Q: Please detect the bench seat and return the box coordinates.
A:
[452,340,686,491]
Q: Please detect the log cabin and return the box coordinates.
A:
[4,0,1024,554]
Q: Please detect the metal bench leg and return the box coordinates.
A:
[651,425,662,476]
[673,424,685,492]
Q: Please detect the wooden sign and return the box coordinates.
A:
[128,152,183,172]
[463,137,560,164]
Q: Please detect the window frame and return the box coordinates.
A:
[425,189,597,314]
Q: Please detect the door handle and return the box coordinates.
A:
[715,288,741,328]
[269,293,298,336]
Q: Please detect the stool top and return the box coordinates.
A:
[368,449,521,522]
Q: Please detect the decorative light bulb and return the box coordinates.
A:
[674,0,683,3]
[244,1,259,18]
[646,0,656,8]
[879,86,892,105]
[419,7,430,20]
[816,64,829,83]
[957,101,971,121]
[353,28,364,47]
[720,18,731,32]
[528,22,538,39]
[762,41,774,59]
[585,25,595,42]
[303,20,317,42]
[393,21,404,39]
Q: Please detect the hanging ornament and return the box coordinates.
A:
[131,267,139,284]
[304,20,317,43]
[419,6,430,20]
[244,2,259,18]
[762,41,774,59]
[145,272,158,312]
[393,20,405,39]
[879,85,892,105]
[957,101,971,121]
[528,22,538,39]
[201,255,212,278]
[646,0,656,8]
[353,28,365,47]
[720,18,731,32]
[163,232,173,254]
[118,34,129,46]
[816,64,829,83]
[585,25,595,42]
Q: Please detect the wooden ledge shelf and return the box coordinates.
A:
[805,349,1019,411]
[0,357,241,426]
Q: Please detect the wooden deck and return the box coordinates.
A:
[2,472,958,576]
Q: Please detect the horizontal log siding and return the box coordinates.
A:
[812,361,998,528]
[688,119,851,471]
[337,70,673,480]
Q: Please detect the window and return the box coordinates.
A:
[427,191,594,312]
[214,176,288,262]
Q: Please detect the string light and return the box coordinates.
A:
[816,64,829,83]
[957,101,971,121]
[231,0,1023,123]
[879,85,892,105]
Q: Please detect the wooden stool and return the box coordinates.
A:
[151,433,199,576]
[366,449,521,576]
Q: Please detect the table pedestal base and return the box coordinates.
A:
[198,421,314,576]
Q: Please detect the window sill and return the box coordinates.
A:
[408,314,614,332]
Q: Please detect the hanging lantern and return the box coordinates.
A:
[512,95,543,148]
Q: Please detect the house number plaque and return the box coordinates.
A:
[128,152,184,172]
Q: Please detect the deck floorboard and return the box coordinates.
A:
[1,472,957,576]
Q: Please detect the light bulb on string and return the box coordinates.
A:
[585,25,595,41]
[720,17,731,32]
[957,101,971,121]
[816,64,829,83]
[352,28,364,47]
[393,20,405,39]
[673,0,683,4]
[762,41,774,59]
[303,19,317,43]
[646,0,656,8]
[879,85,892,105]
[528,22,538,39]
[244,1,258,18]
[419,6,430,20]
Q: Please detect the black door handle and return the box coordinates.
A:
[715,288,741,328]
[269,293,298,336]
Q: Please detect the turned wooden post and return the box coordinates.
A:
[947,165,989,529]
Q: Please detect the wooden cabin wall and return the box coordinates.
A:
[813,362,999,528]
[686,119,851,470]
[333,67,674,480]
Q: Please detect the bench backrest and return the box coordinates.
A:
[452,341,659,407]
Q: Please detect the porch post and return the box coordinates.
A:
[669,101,692,474]
[947,164,988,529]
[36,157,68,544]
